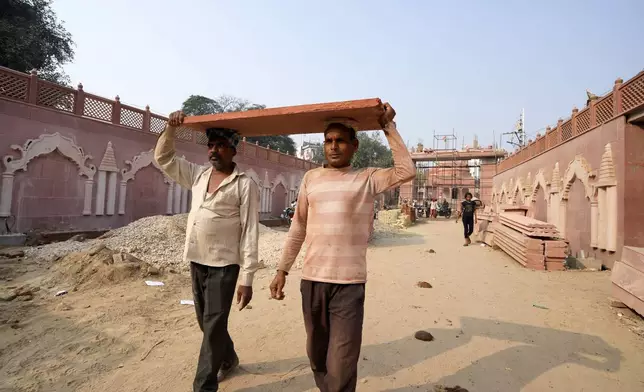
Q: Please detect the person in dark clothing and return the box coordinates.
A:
[460,192,477,246]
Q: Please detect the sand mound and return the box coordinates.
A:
[44,245,156,290]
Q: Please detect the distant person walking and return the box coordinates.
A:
[430,198,438,218]
[270,103,415,391]
[155,111,259,392]
[460,192,477,246]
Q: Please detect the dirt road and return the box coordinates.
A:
[1,220,643,391]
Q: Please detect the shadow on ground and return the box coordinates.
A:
[235,317,622,392]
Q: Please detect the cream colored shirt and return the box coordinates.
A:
[154,125,260,286]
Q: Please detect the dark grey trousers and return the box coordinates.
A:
[191,262,239,392]
[301,279,366,392]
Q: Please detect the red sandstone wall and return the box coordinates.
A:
[492,116,626,268]
[0,98,315,233]
[624,122,644,248]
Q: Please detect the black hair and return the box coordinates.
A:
[465,192,473,199]
[324,123,357,141]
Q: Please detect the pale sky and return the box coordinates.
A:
[55,0,644,150]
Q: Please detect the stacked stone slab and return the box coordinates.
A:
[610,246,644,317]
[494,213,567,271]
[544,240,568,271]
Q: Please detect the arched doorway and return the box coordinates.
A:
[271,183,287,217]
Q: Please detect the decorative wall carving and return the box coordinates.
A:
[118,149,179,215]
[96,141,119,216]
[561,155,594,201]
[593,144,618,252]
[511,178,525,205]
[530,170,549,202]
[271,173,289,193]
[0,133,96,217]
[493,148,619,255]
[550,163,561,194]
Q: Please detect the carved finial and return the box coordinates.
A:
[536,133,541,138]
[77,82,84,90]
[557,118,563,125]
[145,105,150,111]
[115,95,120,102]
[30,69,37,75]
[255,141,259,145]
[572,107,578,114]
[615,77,623,85]
[546,126,551,132]
[242,137,247,142]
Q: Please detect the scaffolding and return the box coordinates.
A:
[412,130,481,211]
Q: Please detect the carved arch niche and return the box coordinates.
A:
[528,170,549,221]
[119,149,189,215]
[498,182,508,207]
[0,133,96,217]
[271,173,290,213]
[592,143,617,252]
[559,155,595,239]
[511,177,525,205]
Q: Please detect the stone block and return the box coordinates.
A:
[183,98,385,137]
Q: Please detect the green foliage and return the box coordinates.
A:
[351,132,394,169]
[0,0,75,85]
[180,94,296,155]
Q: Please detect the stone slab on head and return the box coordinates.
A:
[182,98,385,137]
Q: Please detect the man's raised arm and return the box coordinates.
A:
[370,104,416,194]
[153,111,201,189]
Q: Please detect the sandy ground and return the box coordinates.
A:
[1,220,644,392]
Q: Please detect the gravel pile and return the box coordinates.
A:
[25,213,400,271]
[24,214,304,271]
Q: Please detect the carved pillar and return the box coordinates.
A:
[181,187,189,213]
[173,183,182,214]
[545,195,551,224]
[0,173,15,217]
[166,182,174,215]
[95,171,107,215]
[118,180,127,215]
[591,197,600,249]
[106,172,118,215]
[606,186,617,252]
[83,179,93,216]
[558,199,566,237]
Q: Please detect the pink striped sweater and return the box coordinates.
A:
[278,122,415,283]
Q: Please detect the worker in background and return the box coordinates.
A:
[459,192,478,246]
[154,111,260,392]
[270,103,415,391]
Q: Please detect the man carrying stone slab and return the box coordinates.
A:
[154,111,259,392]
[270,103,415,391]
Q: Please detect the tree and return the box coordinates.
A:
[351,132,394,169]
[181,94,297,155]
[0,0,75,85]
